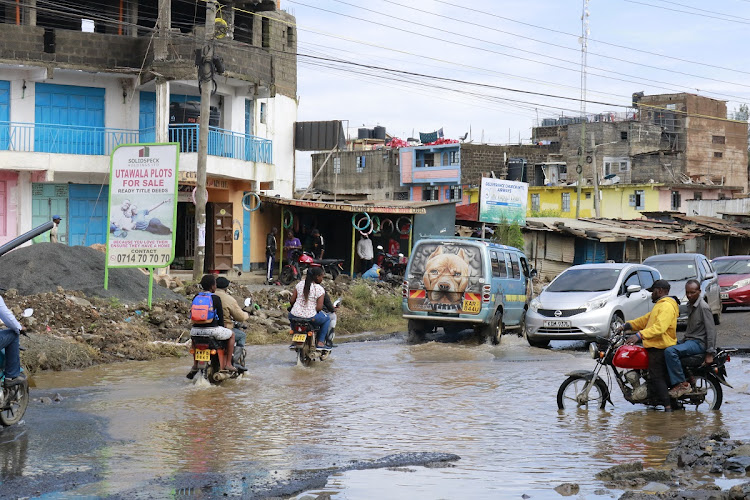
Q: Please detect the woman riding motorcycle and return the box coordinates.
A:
[288,267,331,350]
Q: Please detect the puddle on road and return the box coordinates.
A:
[11,336,750,499]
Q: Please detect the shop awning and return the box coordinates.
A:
[259,196,433,214]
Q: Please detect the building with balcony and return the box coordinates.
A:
[0,0,296,271]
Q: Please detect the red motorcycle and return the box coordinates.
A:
[279,249,344,284]
[557,326,735,411]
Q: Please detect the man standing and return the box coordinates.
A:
[266,227,278,284]
[0,293,26,387]
[215,277,249,372]
[622,279,679,412]
[50,215,62,243]
[311,229,325,259]
[356,234,374,274]
[666,279,717,398]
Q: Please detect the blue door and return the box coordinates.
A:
[139,91,156,143]
[0,81,9,150]
[69,184,109,246]
[35,83,105,154]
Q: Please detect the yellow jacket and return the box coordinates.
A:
[628,296,678,349]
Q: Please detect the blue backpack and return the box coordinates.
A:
[191,292,216,324]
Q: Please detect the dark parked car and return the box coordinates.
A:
[642,253,721,325]
[711,255,750,310]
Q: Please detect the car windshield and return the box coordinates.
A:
[546,269,622,292]
[712,259,750,275]
[646,260,696,281]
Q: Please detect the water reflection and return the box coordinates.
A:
[8,337,750,499]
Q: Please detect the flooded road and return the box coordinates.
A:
[3,335,750,499]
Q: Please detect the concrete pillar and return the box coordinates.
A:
[129,0,139,37]
[24,0,36,26]
[16,171,32,235]
[225,1,235,40]
[154,0,171,60]
[155,78,170,143]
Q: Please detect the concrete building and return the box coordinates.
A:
[0,0,297,272]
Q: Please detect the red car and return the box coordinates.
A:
[712,256,750,310]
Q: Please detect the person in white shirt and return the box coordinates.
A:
[50,215,62,243]
[288,267,331,349]
[356,234,374,274]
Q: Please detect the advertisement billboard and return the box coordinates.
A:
[106,144,179,269]
[479,178,528,225]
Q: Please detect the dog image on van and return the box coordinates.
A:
[423,245,471,305]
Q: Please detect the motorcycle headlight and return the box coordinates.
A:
[589,342,600,359]
[583,295,609,312]
[729,277,750,291]
[530,298,541,312]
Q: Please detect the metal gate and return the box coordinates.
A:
[68,184,108,246]
[32,183,68,243]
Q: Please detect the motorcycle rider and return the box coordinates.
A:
[187,274,236,379]
[289,267,331,350]
[621,279,678,412]
[665,279,717,399]
[214,277,249,373]
[0,293,26,387]
[284,229,302,263]
[322,292,339,347]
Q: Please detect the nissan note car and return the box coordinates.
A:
[524,263,661,348]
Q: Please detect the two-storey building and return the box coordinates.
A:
[0,0,297,271]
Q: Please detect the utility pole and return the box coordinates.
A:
[575,0,590,219]
[591,133,600,218]
[193,0,217,280]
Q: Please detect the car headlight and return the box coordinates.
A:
[729,278,750,291]
[530,298,541,312]
[583,295,609,312]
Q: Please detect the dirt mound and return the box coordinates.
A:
[0,243,183,303]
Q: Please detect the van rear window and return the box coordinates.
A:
[408,242,483,292]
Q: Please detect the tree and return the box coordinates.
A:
[492,219,526,251]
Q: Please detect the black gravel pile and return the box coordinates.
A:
[0,243,184,303]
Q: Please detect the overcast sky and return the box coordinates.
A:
[288,0,750,186]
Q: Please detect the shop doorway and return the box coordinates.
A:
[173,202,195,270]
[206,202,233,271]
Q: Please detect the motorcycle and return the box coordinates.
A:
[0,308,33,427]
[557,325,736,411]
[279,249,344,285]
[288,299,338,366]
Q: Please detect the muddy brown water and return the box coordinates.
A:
[3,336,750,499]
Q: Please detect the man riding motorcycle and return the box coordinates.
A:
[215,277,249,373]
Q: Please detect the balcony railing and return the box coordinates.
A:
[168,124,273,164]
[0,122,273,164]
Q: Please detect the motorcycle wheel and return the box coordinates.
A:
[681,374,723,410]
[297,344,314,367]
[557,375,609,410]
[0,383,29,427]
[280,267,295,285]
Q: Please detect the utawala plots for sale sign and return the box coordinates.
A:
[106,144,179,270]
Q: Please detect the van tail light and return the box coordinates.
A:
[402,280,408,298]
[482,284,491,303]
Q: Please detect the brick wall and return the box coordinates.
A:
[311,149,402,200]
[460,143,559,187]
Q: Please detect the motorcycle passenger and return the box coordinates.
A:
[0,293,26,387]
[665,279,717,399]
[214,277,249,373]
[187,274,236,379]
[621,279,679,412]
[289,267,331,350]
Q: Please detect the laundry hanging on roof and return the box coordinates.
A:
[419,127,443,144]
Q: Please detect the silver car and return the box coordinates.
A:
[642,253,722,325]
[525,263,661,348]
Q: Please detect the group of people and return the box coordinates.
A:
[265,226,326,284]
[620,278,717,412]
[186,267,337,378]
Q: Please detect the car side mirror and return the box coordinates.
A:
[626,284,641,296]
[529,268,538,278]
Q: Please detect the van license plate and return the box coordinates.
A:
[544,320,571,328]
[195,349,211,362]
[462,299,481,313]
[720,292,729,299]
[292,334,307,342]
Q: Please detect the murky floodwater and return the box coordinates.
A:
[3,336,750,499]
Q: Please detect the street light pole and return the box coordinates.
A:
[193,0,217,281]
[592,133,600,218]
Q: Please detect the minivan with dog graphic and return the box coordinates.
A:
[402,238,536,344]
